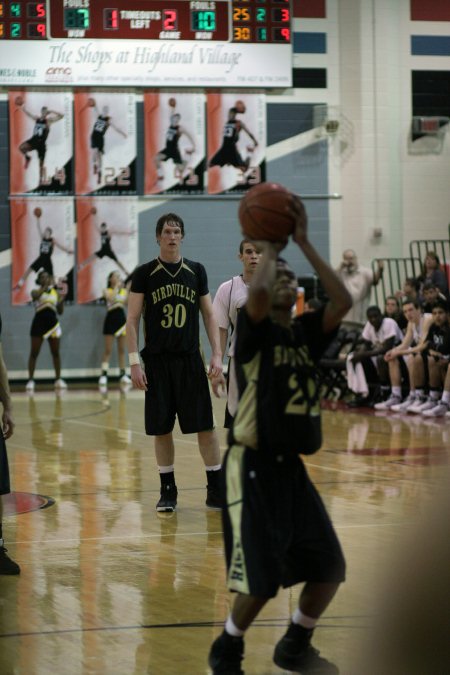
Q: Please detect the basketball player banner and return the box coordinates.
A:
[207,92,266,195]
[11,197,75,306]
[74,91,137,196]
[9,90,73,195]
[76,197,138,304]
[144,91,206,195]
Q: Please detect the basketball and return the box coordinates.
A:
[168,97,177,108]
[238,182,296,243]
[15,95,23,106]
[235,100,246,113]
[87,97,96,107]
[33,207,42,217]
[91,206,97,215]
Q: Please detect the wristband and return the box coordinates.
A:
[129,352,140,366]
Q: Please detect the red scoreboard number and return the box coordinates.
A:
[232,0,291,44]
[0,1,46,38]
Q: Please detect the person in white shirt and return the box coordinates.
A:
[378,299,433,412]
[346,305,403,406]
[212,240,261,426]
[337,249,384,324]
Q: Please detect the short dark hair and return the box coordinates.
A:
[366,305,382,317]
[432,299,449,313]
[402,298,421,309]
[422,281,437,292]
[155,213,185,237]
[239,239,256,254]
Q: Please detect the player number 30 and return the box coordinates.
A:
[161,303,187,328]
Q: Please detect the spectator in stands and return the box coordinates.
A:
[346,305,403,407]
[384,295,407,332]
[417,250,448,298]
[336,249,384,324]
[377,299,433,412]
[395,277,421,305]
[415,299,450,416]
[421,281,447,313]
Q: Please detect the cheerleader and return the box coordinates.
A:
[98,271,131,387]
[26,270,67,392]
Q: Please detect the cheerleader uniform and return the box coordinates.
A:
[30,287,61,339]
[103,287,127,337]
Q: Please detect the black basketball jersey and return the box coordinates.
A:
[426,322,450,355]
[33,117,49,141]
[93,115,110,136]
[231,306,335,456]
[222,120,240,148]
[100,229,111,247]
[131,257,209,354]
[165,124,180,151]
[39,237,54,256]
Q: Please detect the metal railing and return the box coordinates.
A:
[371,257,422,307]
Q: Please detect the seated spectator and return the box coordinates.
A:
[346,305,403,407]
[417,250,448,298]
[395,277,421,305]
[421,281,447,313]
[377,300,433,411]
[384,295,407,332]
[419,300,450,416]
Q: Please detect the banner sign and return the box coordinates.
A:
[0,41,292,88]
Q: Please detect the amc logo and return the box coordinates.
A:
[45,66,73,81]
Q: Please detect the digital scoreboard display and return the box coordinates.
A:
[0,0,292,87]
[0,0,291,43]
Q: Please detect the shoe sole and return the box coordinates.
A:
[156,505,177,513]
[206,504,222,511]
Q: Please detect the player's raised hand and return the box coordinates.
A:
[290,196,308,246]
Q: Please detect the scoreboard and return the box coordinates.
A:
[0,1,291,43]
[0,0,292,86]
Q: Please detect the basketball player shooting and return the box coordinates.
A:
[17,99,64,185]
[89,101,127,184]
[14,208,73,291]
[209,105,258,179]
[154,99,196,184]
[77,217,133,278]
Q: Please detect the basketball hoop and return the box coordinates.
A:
[409,116,449,155]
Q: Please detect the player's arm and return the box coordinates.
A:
[21,106,38,121]
[180,126,196,152]
[54,239,73,254]
[110,121,127,138]
[240,123,258,146]
[0,343,14,440]
[246,241,280,324]
[385,322,413,359]
[47,111,64,124]
[36,216,43,238]
[289,197,351,333]
[200,294,223,378]
[126,291,147,390]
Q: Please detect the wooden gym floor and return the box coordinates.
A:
[0,385,448,674]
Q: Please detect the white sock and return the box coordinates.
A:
[158,465,175,474]
[225,615,245,637]
[292,609,317,629]
[392,386,401,397]
[442,391,450,404]
[205,464,221,472]
[430,390,441,401]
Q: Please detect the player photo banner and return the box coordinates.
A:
[76,197,138,304]
[74,91,137,196]
[144,92,206,195]
[9,91,73,195]
[207,93,266,195]
[11,198,75,306]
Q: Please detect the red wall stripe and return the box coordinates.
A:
[411,0,450,21]
[293,0,326,19]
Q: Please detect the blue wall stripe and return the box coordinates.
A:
[411,35,450,56]
[293,32,327,54]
